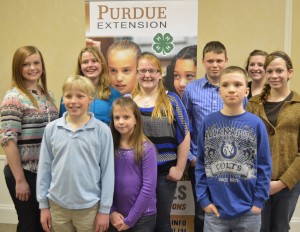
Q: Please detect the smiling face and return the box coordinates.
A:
[80,51,102,85]
[112,105,136,138]
[247,55,266,82]
[173,59,197,97]
[137,58,162,92]
[202,52,228,85]
[21,53,43,88]
[108,49,137,95]
[265,57,293,90]
[63,87,93,119]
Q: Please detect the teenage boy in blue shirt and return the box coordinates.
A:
[182,41,228,231]
[195,66,271,232]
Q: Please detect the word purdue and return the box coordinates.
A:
[98,5,167,20]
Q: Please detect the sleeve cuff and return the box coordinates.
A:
[252,197,264,209]
[98,205,111,214]
[123,218,135,228]
[188,153,196,162]
[199,197,211,209]
[39,199,49,209]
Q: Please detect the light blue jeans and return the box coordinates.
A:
[204,211,261,232]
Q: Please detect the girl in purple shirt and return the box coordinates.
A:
[109,97,157,232]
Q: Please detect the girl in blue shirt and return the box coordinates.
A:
[59,47,121,125]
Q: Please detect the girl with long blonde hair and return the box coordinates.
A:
[132,52,190,231]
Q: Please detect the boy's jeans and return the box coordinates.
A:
[204,211,261,232]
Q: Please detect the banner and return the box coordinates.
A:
[85,1,198,230]
[85,0,198,95]
[171,180,195,231]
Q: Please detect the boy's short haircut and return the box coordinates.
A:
[62,75,95,99]
[220,66,248,85]
[202,41,227,59]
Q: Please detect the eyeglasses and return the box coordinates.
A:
[137,69,160,75]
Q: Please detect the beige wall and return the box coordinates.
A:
[0,0,85,105]
[197,0,299,94]
[2,0,298,105]
[0,0,86,154]
[197,0,286,76]
[1,0,300,230]
[291,0,300,90]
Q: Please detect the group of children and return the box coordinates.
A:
[0,39,299,232]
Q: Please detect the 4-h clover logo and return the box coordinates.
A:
[152,33,175,56]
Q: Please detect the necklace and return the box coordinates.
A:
[143,99,153,108]
[138,93,158,108]
[142,96,156,108]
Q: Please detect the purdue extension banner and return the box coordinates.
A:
[85,0,197,59]
[85,1,198,231]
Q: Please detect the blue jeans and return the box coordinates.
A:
[260,181,300,232]
[154,174,177,232]
[109,214,156,232]
[204,211,261,232]
[189,166,204,231]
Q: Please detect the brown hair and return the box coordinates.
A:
[220,66,248,85]
[12,46,55,108]
[260,51,293,103]
[202,41,227,59]
[110,97,147,162]
[245,49,268,72]
[164,45,197,94]
[132,52,174,124]
[76,46,111,100]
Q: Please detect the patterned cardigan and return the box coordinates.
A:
[0,87,58,173]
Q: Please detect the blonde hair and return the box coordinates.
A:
[106,39,141,63]
[110,97,147,162]
[12,46,55,108]
[260,51,293,103]
[62,75,95,100]
[76,47,111,100]
[132,52,174,124]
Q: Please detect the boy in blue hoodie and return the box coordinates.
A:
[195,66,272,232]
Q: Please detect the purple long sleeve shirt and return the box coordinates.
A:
[112,140,157,228]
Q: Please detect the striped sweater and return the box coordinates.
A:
[139,91,189,169]
[0,87,58,173]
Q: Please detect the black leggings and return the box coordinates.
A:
[4,165,43,232]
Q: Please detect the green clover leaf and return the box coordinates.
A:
[152,33,175,56]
